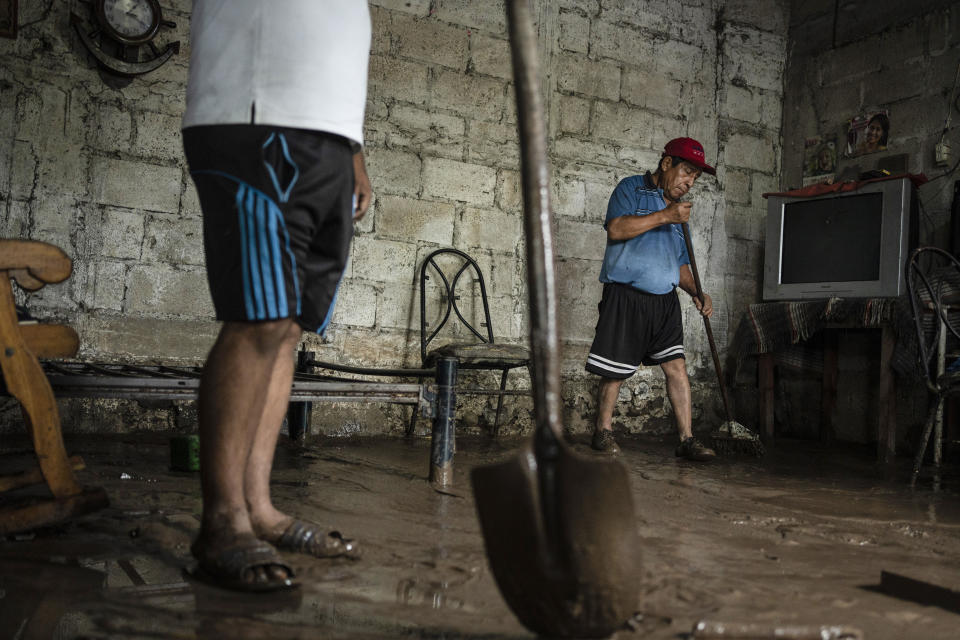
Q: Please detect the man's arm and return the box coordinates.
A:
[607,201,691,242]
[678,264,713,317]
[353,150,372,220]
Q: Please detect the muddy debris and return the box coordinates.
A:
[0,433,958,638]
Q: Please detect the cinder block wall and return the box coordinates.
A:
[780,0,960,445]
[0,0,787,437]
[783,0,960,220]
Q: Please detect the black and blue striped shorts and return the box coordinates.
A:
[184,124,354,335]
[585,283,684,379]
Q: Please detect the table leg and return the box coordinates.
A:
[821,330,839,444]
[878,323,897,464]
[758,353,774,441]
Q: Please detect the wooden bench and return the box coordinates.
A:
[33,356,437,441]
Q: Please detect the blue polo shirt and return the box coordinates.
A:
[599,172,690,294]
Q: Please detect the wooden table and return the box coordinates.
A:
[757,320,898,464]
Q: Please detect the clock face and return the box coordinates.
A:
[101,0,159,42]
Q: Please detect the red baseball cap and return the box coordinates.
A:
[663,137,716,175]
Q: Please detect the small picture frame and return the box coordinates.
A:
[0,0,17,39]
[802,134,837,186]
[845,109,891,158]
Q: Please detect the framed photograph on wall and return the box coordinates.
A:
[0,0,17,39]
[845,110,890,157]
[802,134,837,186]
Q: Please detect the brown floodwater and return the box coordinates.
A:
[1,433,958,639]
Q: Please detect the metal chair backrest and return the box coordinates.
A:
[418,248,495,363]
[906,246,960,381]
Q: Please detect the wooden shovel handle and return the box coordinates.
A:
[680,222,733,422]
[508,0,563,445]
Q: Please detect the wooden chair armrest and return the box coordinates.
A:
[10,269,46,292]
[18,325,80,359]
[0,240,72,286]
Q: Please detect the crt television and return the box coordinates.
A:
[762,177,918,301]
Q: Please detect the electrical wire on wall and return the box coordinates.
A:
[928,58,960,187]
[920,56,960,248]
[918,197,936,242]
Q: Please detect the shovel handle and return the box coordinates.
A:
[508,0,564,446]
[680,222,733,423]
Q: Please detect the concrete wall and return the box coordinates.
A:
[780,0,960,445]
[783,0,960,226]
[0,0,788,437]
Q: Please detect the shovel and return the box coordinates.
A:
[470,1,641,637]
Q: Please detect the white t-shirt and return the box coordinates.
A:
[182,0,371,145]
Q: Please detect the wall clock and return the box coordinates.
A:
[71,0,179,77]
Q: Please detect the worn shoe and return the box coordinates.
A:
[591,429,620,454]
[272,519,361,560]
[190,534,295,593]
[675,436,716,462]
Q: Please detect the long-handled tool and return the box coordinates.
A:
[469,2,641,637]
[680,222,764,457]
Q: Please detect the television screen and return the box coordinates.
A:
[780,193,883,284]
[762,177,916,300]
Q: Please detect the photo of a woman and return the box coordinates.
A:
[858,112,889,154]
[846,110,891,157]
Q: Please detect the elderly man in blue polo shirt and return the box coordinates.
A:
[585,137,717,460]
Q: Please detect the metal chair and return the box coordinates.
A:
[905,246,960,487]
[407,248,530,436]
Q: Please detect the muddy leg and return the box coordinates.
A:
[595,377,623,434]
[245,342,361,560]
[195,319,300,586]
[243,332,306,540]
[661,358,692,441]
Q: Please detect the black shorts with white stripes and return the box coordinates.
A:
[585,282,684,379]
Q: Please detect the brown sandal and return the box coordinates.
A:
[273,520,361,559]
[191,536,296,592]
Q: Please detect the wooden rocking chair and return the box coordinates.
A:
[0,240,108,535]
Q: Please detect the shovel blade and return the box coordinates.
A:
[472,446,640,638]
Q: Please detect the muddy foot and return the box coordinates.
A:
[191,531,295,592]
[261,518,361,560]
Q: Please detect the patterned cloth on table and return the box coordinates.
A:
[730,297,921,380]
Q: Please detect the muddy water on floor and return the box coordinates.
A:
[618,437,960,526]
[0,436,531,639]
[1,434,959,639]
[615,437,960,640]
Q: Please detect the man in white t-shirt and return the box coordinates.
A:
[181,0,371,592]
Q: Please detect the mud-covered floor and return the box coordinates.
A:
[1,433,959,639]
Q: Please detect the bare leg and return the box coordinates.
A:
[595,377,623,433]
[195,318,300,584]
[244,338,302,539]
[660,358,692,441]
[239,325,359,558]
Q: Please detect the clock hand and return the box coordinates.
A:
[123,9,149,28]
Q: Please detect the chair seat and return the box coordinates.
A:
[427,342,530,367]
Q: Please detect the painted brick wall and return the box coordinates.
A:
[0,0,787,437]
